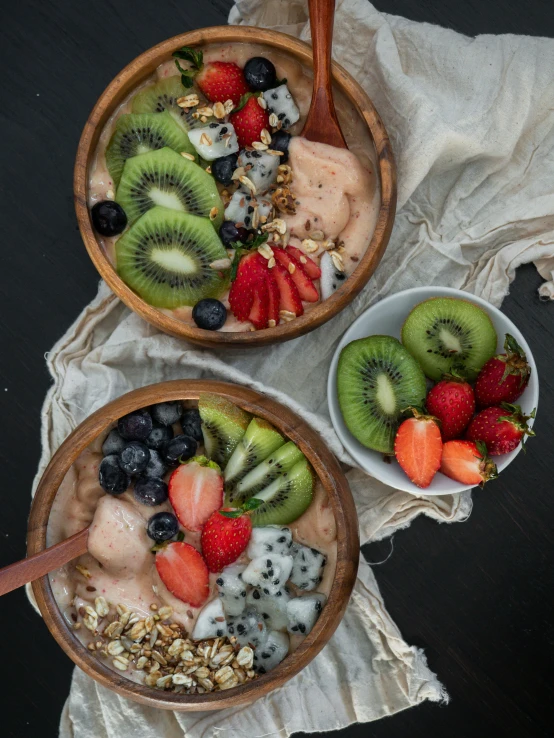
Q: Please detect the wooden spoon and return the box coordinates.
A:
[302,0,347,148]
[0,527,88,597]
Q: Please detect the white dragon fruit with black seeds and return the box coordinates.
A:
[216,563,248,617]
[289,543,327,591]
[242,554,294,596]
[246,526,293,559]
[188,122,239,160]
[224,191,272,227]
[286,593,326,636]
[227,607,268,649]
[263,84,300,129]
[191,598,228,640]
[253,630,289,674]
[238,150,279,195]
[320,251,346,300]
[247,586,291,632]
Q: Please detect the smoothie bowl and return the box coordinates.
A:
[75,26,396,347]
[28,380,359,710]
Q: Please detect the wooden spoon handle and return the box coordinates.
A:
[0,527,88,597]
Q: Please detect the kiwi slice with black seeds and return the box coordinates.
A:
[250,458,314,527]
[199,394,251,466]
[224,417,285,492]
[116,147,223,227]
[230,441,305,504]
[337,335,427,454]
[132,76,206,132]
[105,112,196,187]
[115,206,228,309]
[401,297,497,381]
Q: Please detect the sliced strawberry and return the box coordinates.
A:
[228,251,268,321]
[201,509,252,573]
[440,440,498,487]
[394,411,443,488]
[285,244,322,279]
[272,263,304,317]
[273,248,319,302]
[266,272,280,326]
[248,279,269,329]
[155,542,209,607]
[230,96,270,149]
[196,61,249,106]
[168,460,223,532]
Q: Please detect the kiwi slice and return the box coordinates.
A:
[115,206,228,308]
[224,418,285,496]
[132,76,206,132]
[250,458,314,527]
[231,441,305,504]
[105,112,196,188]
[199,394,251,466]
[116,147,223,227]
[337,335,427,454]
[401,297,497,381]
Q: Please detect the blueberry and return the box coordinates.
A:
[102,428,126,456]
[211,153,238,186]
[142,448,167,479]
[219,220,251,247]
[134,477,168,507]
[151,401,182,426]
[181,408,203,443]
[145,422,174,450]
[118,408,153,441]
[147,511,179,542]
[163,434,198,466]
[269,130,291,163]
[91,200,127,237]
[99,455,129,494]
[118,441,150,475]
[244,57,277,91]
[192,298,227,331]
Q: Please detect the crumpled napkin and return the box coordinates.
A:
[29,0,554,735]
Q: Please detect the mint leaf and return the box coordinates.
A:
[172,46,203,69]
[242,497,264,512]
[176,531,185,542]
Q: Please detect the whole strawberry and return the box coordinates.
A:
[201,506,254,572]
[172,47,249,106]
[426,374,475,440]
[230,95,270,148]
[475,334,531,408]
[466,403,535,456]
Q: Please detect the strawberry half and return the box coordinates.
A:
[426,374,475,441]
[266,271,280,326]
[229,251,268,322]
[285,245,322,279]
[155,542,209,607]
[201,508,252,573]
[475,334,531,408]
[196,61,249,106]
[168,459,223,532]
[273,248,319,302]
[248,279,269,329]
[230,95,270,149]
[394,409,443,488]
[272,264,304,316]
[466,403,536,456]
[440,440,498,487]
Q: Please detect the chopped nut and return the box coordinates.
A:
[279,310,296,322]
[94,596,109,618]
[197,106,214,117]
[257,96,267,110]
[136,656,149,670]
[287,262,296,274]
[205,165,212,174]
[112,655,129,672]
[87,642,96,652]
[201,115,208,123]
[267,256,276,269]
[271,185,296,215]
[209,206,219,221]
[106,189,115,200]
[269,113,279,128]
[235,646,254,669]
[322,239,337,251]
[177,94,199,109]
[268,319,277,328]
[150,603,158,611]
[213,102,226,119]
[260,128,271,145]
[258,243,274,260]
[199,133,213,147]
[180,151,195,161]
[75,564,91,579]
[156,674,174,689]
[158,606,173,621]
[107,640,125,656]
[172,673,194,686]
[239,175,257,194]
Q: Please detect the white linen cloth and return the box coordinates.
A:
[28,0,554,735]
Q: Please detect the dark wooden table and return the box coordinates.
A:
[1,1,553,736]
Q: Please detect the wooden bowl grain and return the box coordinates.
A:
[27,380,359,710]
[74,26,396,347]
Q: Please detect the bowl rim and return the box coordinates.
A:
[327,286,540,495]
[28,379,359,710]
[74,25,397,348]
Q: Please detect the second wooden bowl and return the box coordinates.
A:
[28,380,359,710]
[74,26,396,347]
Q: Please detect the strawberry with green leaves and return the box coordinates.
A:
[440,440,498,487]
[466,403,536,456]
[230,95,270,148]
[474,334,531,408]
[201,499,262,573]
[172,46,249,106]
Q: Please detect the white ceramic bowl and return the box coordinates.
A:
[327,287,539,495]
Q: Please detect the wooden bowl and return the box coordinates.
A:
[74,26,397,347]
[27,380,359,710]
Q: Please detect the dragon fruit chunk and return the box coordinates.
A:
[224,191,272,228]
[191,598,228,640]
[247,586,291,632]
[263,84,300,129]
[320,251,346,300]
[238,150,279,195]
[227,607,268,649]
[216,564,248,617]
[253,630,289,674]
[188,122,239,160]
[289,544,327,591]
[246,526,293,559]
[286,593,326,636]
[242,555,294,596]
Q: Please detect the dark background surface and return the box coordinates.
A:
[1,1,553,736]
